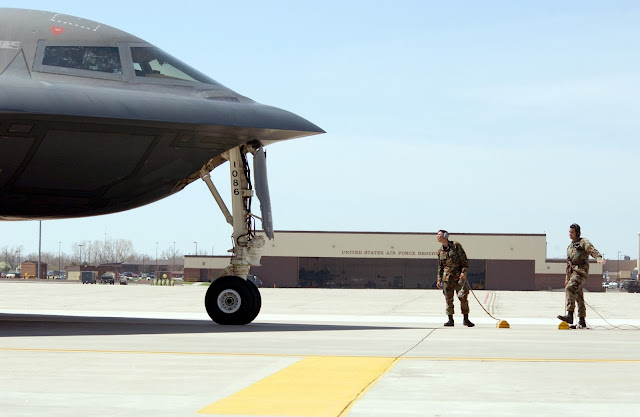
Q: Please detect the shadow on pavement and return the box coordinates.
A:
[0,313,427,337]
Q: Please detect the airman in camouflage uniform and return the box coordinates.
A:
[436,230,474,327]
[557,223,605,328]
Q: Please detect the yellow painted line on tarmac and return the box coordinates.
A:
[403,356,640,363]
[197,356,397,416]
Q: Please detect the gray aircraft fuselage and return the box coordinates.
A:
[0,8,323,220]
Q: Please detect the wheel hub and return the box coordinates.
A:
[217,289,241,313]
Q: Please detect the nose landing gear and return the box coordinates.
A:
[200,144,271,325]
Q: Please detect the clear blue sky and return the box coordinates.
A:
[2,1,639,261]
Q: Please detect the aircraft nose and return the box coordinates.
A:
[251,103,325,135]
[197,97,324,142]
[214,102,324,144]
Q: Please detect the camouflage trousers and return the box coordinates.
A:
[566,272,587,318]
[443,278,470,315]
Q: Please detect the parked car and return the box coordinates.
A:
[100,273,115,285]
[119,275,128,285]
[623,280,639,293]
[148,272,156,279]
[247,274,262,288]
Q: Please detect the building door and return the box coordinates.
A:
[200,269,209,282]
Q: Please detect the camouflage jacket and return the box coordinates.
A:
[437,241,469,283]
[566,238,602,278]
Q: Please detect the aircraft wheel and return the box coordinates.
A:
[205,276,260,325]
[246,278,262,321]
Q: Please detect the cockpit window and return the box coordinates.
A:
[42,46,122,74]
[131,47,213,83]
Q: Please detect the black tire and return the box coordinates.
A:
[629,287,636,293]
[246,278,262,322]
[205,276,260,325]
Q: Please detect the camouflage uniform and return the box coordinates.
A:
[437,241,470,315]
[566,238,602,317]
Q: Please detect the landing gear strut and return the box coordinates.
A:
[200,144,271,325]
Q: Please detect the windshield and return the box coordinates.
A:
[43,46,122,74]
[131,47,214,84]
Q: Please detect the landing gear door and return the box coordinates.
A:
[253,146,273,240]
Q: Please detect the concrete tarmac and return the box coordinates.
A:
[1,281,639,417]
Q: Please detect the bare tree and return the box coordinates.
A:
[7,238,174,272]
[0,245,24,270]
[71,241,88,265]
[161,246,183,271]
[85,240,101,265]
[114,239,134,263]
[70,238,135,265]
[20,250,75,273]
[102,238,116,264]
[129,252,155,272]
[161,247,180,262]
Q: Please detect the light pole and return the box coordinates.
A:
[172,241,176,277]
[58,241,61,278]
[38,220,42,279]
[194,241,198,256]
[618,250,621,283]
[155,242,158,274]
[78,244,84,265]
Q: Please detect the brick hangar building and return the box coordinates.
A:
[184,231,604,292]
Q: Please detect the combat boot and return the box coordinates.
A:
[578,317,587,328]
[557,311,574,324]
[463,314,475,327]
[444,315,454,327]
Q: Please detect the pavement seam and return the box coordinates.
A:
[337,329,435,416]
[337,357,400,417]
